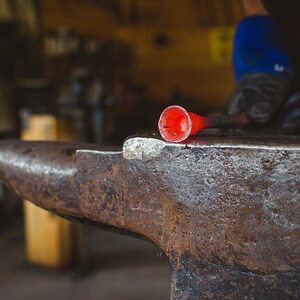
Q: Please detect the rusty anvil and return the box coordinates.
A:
[0,136,299,299]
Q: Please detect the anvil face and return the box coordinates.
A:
[0,136,299,299]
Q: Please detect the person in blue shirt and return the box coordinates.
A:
[228,0,300,132]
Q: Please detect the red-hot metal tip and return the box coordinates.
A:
[158,105,210,143]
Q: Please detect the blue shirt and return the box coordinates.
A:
[233,16,293,81]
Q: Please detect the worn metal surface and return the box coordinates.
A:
[0,136,299,299]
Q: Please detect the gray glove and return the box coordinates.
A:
[228,73,291,124]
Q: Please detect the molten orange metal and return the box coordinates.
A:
[158,105,249,143]
[158,105,212,143]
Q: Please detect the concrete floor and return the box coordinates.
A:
[0,225,170,300]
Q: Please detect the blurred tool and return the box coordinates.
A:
[158,105,249,143]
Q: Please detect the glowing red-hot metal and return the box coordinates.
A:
[158,105,249,143]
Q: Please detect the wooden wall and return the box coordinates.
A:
[41,0,244,111]
[41,0,116,38]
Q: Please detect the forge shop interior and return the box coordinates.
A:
[0,1,299,300]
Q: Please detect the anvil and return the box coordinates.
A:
[0,136,299,299]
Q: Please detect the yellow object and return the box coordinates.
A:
[209,27,235,65]
[22,115,75,269]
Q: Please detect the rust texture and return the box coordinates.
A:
[0,136,299,299]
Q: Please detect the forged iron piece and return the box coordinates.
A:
[0,136,299,299]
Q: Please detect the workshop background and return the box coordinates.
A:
[0,1,243,299]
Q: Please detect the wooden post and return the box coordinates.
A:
[21,114,76,269]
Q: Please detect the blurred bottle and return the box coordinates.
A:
[86,79,105,144]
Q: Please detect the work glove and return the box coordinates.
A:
[228,73,291,124]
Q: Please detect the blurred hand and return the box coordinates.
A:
[227,73,291,123]
[241,0,267,16]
